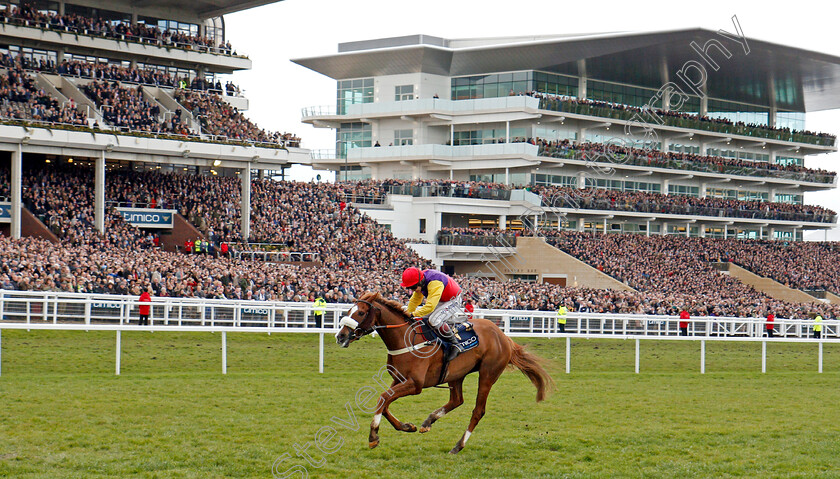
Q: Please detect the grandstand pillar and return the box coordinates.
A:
[11,144,22,239]
[685,222,690,237]
[662,221,669,236]
[662,179,669,195]
[578,127,587,143]
[646,220,650,237]
[505,168,509,185]
[577,60,587,99]
[241,167,251,241]
[602,218,607,234]
[700,224,706,238]
[577,171,586,189]
[699,182,707,198]
[659,57,670,110]
[769,227,776,240]
[450,124,454,146]
[769,188,777,202]
[95,151,105,234]
[499,215,506,230]
[700,95,708,117]
[505,121,510,143]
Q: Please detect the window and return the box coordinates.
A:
[395,85,414,101]
[534,174,577,188]
[394,129,413,146]
[668,184,699,197]
[451,71,577,100]
[337,78,374,114]
[419,219,426,234]
[776,156,803,167]
[587,80,660,109]
[336,122,371,158]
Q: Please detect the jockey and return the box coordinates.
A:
[401,267,464,360]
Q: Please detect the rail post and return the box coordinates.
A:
[819,341,823,373]
[116,331,121,375]
[700,339,705,374]
[222,331,227,375]
[635,338,640,374]
[761,341,766,373]
[565,336,570,374]
[319,332,324,374]
[0,328,3,377]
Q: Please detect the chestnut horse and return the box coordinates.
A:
[335,292,553,454]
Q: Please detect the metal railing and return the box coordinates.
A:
[1,290,834,339]
[234,250,319,262]
[1,16,244,58]
[538,98,837,147]
[539,146,837,184]
[1,290,837,376]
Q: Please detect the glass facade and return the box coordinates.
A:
[706,148,770,163]
[706,98,769,126]
[336,122,371,158]
[776,156,803,167]
[451,71,577,100]
[706,188,769,202]
[775,193,803,205]
[586,178,662,193]
[776,111,806,131]
[453,128,527,145]
[336,78,374,115]
[668,184,699,197]
[395,85,414,101]
[533,174,577,188]
[587,80,661,109]
[394,129,413,146]
[469,173,529,186]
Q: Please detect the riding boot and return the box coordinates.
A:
[436,323,461,361]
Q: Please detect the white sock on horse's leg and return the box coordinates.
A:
[372,413,382,428]
[462,430,471,445]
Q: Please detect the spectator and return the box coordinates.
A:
[138,288,151,325]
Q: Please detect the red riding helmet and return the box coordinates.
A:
[400,267,424,288]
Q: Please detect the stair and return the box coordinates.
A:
[159,213,206,253]
[21,208,59,243]
[825,291,840,305]
[52,75,105,124]
[716,262,819,304]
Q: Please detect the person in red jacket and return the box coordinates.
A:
[766,312,775,338]
[464,298,475,319]
[185,239,193,255]
[679,309,690,336]
[138,289,152,325]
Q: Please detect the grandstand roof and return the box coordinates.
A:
[292,28,840,112]
[144,0,283,18]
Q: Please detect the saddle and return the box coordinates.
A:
[415,319,480,385]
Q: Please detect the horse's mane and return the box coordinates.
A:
[359,291,411,320]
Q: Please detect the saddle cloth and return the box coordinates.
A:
[418,319,480,353]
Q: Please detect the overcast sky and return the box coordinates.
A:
[224,0,840,239]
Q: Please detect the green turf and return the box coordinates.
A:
[1,331,839,478]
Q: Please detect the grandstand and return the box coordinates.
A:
[2,18,840,322]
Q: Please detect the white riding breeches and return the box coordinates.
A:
[426,294,464,328]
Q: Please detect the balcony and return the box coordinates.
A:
[539,98,836,148]
[539,146,837,186]
[302,96,539,122]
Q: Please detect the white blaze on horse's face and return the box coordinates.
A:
[335,305,360,347]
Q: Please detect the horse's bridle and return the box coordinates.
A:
[345,299,412,340]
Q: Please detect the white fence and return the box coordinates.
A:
[0,290,837,376]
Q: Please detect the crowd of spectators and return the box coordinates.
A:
[0,69,87,125]
[83,80,186,134]
[539,139,835,183]
[20,166,156,249]
[530,92,836,146]
[0,5,237,55]
[529,184,835,223]
[332,178,834,224]
[3,166,838,319]
[174,89,300,146]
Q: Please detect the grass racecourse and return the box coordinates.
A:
[1,330,840,478]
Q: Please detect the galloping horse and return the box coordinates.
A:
[335,292,554,454]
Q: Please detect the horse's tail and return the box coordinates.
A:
[507,339,555,402]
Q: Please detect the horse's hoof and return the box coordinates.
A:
[402,423,417,433]
[448,445,462,455]
[419,426,431,434]
[369,440,379,449]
